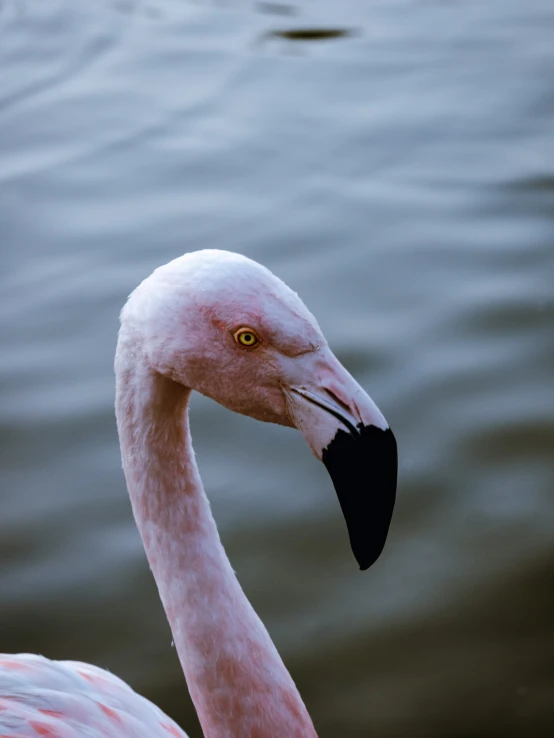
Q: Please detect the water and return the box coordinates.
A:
[1,1,553,735]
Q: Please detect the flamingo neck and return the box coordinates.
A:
[115,354,317,738]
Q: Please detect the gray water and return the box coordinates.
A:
[1,1,553,736]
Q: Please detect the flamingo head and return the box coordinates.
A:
[123,249,397,570]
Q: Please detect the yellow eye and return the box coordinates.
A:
[234,327,260,348]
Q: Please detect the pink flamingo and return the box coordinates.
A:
[0,250,397,737]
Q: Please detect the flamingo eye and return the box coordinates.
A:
[234,328,260,348]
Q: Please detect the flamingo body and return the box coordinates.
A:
[0,654,188,737]
[1,250,397,737]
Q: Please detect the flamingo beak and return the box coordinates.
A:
[284,356,397,570]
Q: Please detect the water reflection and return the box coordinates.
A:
[255,2,296,17]
[264,27,357,42]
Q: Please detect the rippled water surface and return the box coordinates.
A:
[1,1,553,735]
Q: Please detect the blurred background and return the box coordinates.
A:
[1,0,553,736]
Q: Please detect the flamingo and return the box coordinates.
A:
[0,250,397,738]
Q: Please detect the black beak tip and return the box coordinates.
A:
[322,424,398,571]
[357,549,385,572]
